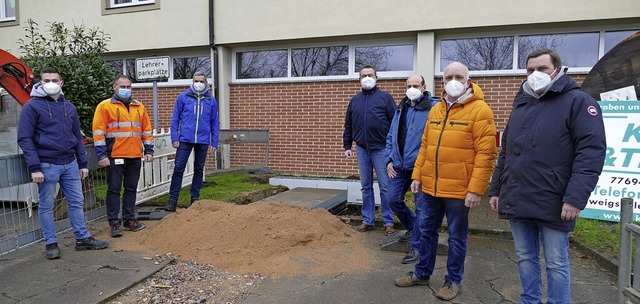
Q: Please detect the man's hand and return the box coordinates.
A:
[410,180,422,193]
[80,168,89,180]
[387,162,397,178]
[143,154,153,162]
[465,192,481,208]
[98,157,110,168]
[561,203,581,221]
[31,172,44,183]
[489,196,499,213]
[344,150,352,158]
[172,141,179,148]
[208,146,216,153]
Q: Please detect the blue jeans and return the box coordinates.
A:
[356,146,392,226]
[170,142,209,202]
[510,220,571,304]
[387,167,422,250]
[414,194,469,285]
[106,158,141,224]
[37,160,90,244]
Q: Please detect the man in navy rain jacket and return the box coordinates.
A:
[488,49,606,304]
[165,72,219,211]
[385,74,438,264]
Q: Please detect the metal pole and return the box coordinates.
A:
[619,197,634,304]
[153,80,158,132]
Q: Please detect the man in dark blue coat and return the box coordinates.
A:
[17,67,109,259]
[343,65,396,234]
[488,49,606,304]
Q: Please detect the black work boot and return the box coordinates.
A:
[45,243,61,260]
[164,200,177,212]
[75,237,109,251]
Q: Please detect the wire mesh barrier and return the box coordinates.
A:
[619,197,640,304]
[0,129,269,255]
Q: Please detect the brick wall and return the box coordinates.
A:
[229,74,588,177]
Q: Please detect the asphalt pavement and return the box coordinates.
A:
[0,194,619,304]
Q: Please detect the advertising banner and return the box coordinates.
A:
[581,100,640,222]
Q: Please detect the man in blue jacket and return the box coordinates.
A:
[343,65,396,234]
[488,49,606,304]
[17,67,109,259]
[165,72,219,211]
[385,74,437,263]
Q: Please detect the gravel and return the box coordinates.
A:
[108,255,264,304]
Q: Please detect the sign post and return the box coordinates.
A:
[135,56,170,131]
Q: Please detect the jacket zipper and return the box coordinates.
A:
[433,104,454,195]
[194,94,202,143]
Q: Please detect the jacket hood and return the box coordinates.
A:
[30,82,65,98]
[400,91,437,111]
[517,73,581,105]
[439,82,484,106]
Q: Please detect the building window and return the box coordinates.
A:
[604,30,638,54]
[173,56,211,79]
[110,0,155,8]
[439,29,638,73]
[517,33,599,69]
[441,37,514,71]
[236,50,288,79]
[1,0,16,22]
[355,45,414,72]
[291,46,348,77]
[233,41,416,81]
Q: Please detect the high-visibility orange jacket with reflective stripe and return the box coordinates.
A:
[92,97,154,159]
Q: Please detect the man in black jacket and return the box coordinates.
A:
[488,49,606,304]
[343,65,396,235]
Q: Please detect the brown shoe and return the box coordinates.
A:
[394,271,430,287]
[436,281,461,300]
[384,225,396,236]
[354,223,375,232]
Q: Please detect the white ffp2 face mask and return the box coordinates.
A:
[43,82,61,96]
[405,87,422,101]
[193,82,206,92]
[527,70,552,94]
[444,80,465,98]
[360,77,376,90]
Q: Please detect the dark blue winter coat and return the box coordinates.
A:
[170,84,219,147]
[385,92,438,171]
[17,85,88,173]
[343,86,396,151]
[488,75,606,232]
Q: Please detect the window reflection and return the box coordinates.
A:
[518,33,598,68]
[237,50,288,79]
[355,45,414,72]
[604,30,638,54]
[291,46,348,77]
[441,37,514,71]
[173,56,211,79]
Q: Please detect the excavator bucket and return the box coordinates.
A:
[0,49,36,106]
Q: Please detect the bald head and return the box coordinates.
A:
[443,62,469,83]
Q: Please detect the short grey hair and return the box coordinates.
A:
[193,72,207,79]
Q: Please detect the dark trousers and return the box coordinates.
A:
[106,157,141,223]
[169,142,209,202]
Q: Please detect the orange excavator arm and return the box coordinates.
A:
[0,49,36,106]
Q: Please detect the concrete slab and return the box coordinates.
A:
[0,219,170,304]
[256,187,347,214]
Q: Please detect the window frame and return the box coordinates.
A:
[0,0,18,27]
[436,26,639,77]
[109,0,155,8]
[231,38,416,84]
[102,0,160,15]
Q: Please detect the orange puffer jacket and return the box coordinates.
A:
[411,82,497,199]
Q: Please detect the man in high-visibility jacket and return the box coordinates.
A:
[93,74,154,238]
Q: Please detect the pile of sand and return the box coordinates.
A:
[111,200,374,277]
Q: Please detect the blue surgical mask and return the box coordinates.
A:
[118,88,132,99]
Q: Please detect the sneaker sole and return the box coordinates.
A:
[123,226,146,232]
[75,244,109,251]
[395,279,430,287]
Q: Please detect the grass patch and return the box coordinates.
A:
[572,218,621,259]
[144,171,277,208]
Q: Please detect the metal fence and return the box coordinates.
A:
[619,197,640,303]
